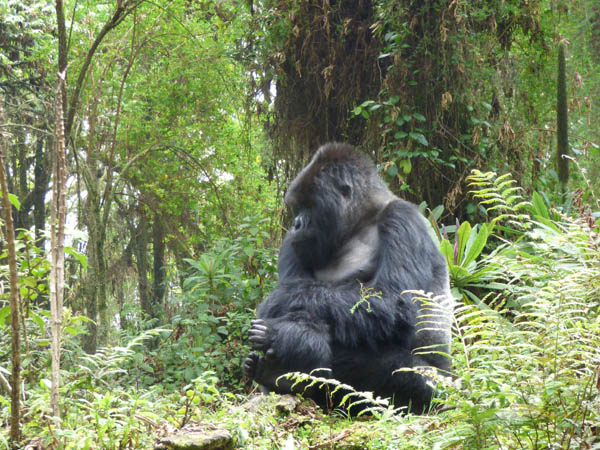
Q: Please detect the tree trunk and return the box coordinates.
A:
[556,42,569,189]
[133,215,152,319]
[33,137,51,248]
[152,218,166,314]
[49,72,67,418]
[0,148,21,448]
[82,193,110,353]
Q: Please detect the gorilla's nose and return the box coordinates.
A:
[293,214,310,231]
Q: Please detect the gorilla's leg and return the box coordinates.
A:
[332,346,436,413]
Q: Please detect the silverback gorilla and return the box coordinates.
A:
[243,143,453,413]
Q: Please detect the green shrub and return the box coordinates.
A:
[134,217,278,390]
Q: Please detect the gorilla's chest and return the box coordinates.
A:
[314,225,379,282]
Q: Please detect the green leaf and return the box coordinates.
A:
[409,132,428,146]
[29,310,45,334]
[439,239,454,266]
[531,191,549,219]
[0,306,10,326]
[413,113,426,122]
[8,193,20,210]
[450,264,472,280]
[456,221,472,264]
[386,164,399,178]
[463,223,489,267]
[398,159,412,175]
[534,217,561,233]
[64,326,83,336]
[65,246,88,269]
[430,205,444,221]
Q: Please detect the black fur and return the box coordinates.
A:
[243,143,453,413]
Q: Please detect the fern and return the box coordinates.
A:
[466,170,531,230]
[433,177,600,448]
[76,328,170,388]
[280,370,398,417]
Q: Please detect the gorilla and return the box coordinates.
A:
[243,143,453,413]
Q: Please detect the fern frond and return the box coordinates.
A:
[467,170,531,228]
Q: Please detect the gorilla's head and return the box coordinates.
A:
[285,143,394,270]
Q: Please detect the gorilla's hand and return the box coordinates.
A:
[242,351,260,379]
[244,319,279,382]
[248,319,270,352]
[242,349,278,380]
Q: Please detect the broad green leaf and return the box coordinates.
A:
[456,221,472,265]
[531,191,549,219]
[0,306,10,326]
[409,132,428,146]
[29,310,45,334]
[439,239,454,266]
[66,247,88,269]
[398,159,412,175]
[8,193,20,210]
[64,326,84,336]
[463,223,489,267]
[450,265,472,280]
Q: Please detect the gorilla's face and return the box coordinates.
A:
[286,172,351,270]
[284,145,369,271]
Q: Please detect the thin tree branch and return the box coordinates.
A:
[0,370,11,395]
[0,132,21,448]
[63,0,148,137]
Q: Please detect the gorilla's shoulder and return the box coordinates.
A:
[377,199,440,257]
[378,199,425,231]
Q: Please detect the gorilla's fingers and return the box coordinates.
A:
[243,351,262,378]
[248,334,267,345]
[248,327,268,339]
[249,326,270,350]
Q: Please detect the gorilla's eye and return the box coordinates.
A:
[339,183,352,198]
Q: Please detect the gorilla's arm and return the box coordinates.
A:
[247,277,418,397]
[375,200,453,372]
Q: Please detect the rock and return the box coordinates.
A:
[155,429,233,450]
[276,395,301,414]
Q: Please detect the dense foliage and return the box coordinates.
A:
[1,0,599,448]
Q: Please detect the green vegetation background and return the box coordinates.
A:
[0,0,599,448]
